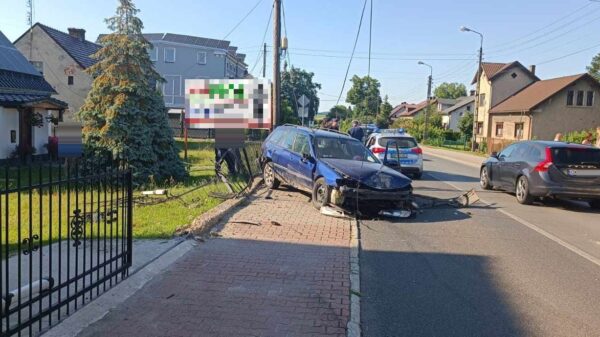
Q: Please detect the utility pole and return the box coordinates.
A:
[262,42,267,78]
[273,0,281,127]
[472,43,483,151]
[425,73,432,142]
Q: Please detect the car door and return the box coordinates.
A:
[272,130,296,184]
[494,143,517,189]
[288,132,316,189]
[502,143,528,190]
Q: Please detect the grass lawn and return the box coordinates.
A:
[1,139,237,252]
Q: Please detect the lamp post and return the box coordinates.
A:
[460,25,483,152]
[418,61,433,142]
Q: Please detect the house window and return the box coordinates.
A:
[495,122,504,137]
[576,90,584,106]
[479,93,486,107]
[566,90,574,106]
[586,91,594,106]
[68,76,74,85]
[149,47,158,61]
[511,72,517,79]
[466,105,471,111]
[30,61,43,74]
[514,123,524,139]
[477,122,484,135]
[164,48,176,63]
[197,51,207,64]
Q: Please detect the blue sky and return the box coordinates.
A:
[2,0,600,111]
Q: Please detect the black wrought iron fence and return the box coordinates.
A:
[0,161,133,337]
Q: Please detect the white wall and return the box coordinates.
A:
[0,106,19,159]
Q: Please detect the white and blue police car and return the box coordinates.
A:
[365,128,423,179]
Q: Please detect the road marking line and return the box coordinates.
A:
[425,171,600,269]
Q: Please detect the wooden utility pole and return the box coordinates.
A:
[273,0,281,127]
[263,42,267,78]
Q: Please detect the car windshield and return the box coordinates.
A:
[314,136,379,163]
[377,137,417,148]
[551,147,600,166]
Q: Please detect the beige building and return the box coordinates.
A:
[14,23,101,122]
[488,73,600,151]
[472,61,539,144]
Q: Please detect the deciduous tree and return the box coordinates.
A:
[346,75,382,116]
[281,67,321,121]
[434,82,467,99]
[588,53,600,82]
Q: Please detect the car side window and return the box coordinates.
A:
[526,145,544,162]
[292,133,310,156]
[269,128,285,145]
[367,137,376,147]
[499,144,517,159]
[512,143,529,160]
[281,131,296,150]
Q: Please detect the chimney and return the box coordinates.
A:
[470,90,476,96]
[68,28,86,42]
[529,64,536,75]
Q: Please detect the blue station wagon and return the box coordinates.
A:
[260,125,413,214]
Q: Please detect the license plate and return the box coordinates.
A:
[567,169,600,177]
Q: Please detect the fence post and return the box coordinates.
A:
[126,169,133,269]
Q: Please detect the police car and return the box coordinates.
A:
[365,129,423,179]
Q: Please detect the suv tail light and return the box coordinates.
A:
[371,147,385,154]
[411,147,423,155]
[534,147,553,172]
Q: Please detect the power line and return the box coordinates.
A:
[336,0,368,106]
[368,0,373,77]
[250,1,274,74]
[486,2,593,51]
[293,52,473,61]
[487,6,600,54]
[536,41,600,65]
[221,0,265,41]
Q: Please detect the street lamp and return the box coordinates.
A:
[460,25,483,152]
[418,61,433,142]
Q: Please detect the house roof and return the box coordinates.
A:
[399,100,428,117]
[25,23,102,69]
[141,33,231,50]
[489,73,598,113]
[471,61,538,84]
[0,30,41,76]
[441,96,475,115]
[389,102,417,118]
[0,92,67,108]
[436,98,457,106]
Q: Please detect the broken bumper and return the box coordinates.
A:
[336,185,412,201]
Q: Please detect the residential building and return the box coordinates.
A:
[434,98,457,112]
[472,61,539,143]
[441,95,475,131]
[135,33,249,112]
[396,100,428,119]
[395,98,455,120]
[13,23,101,122]
[0,30,67,159]
[389,102,417,121]
[488,73,600,151]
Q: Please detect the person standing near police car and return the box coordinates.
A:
[348,120,364,141]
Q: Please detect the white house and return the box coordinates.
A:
[0,30,66,160]
[441,95,475,131]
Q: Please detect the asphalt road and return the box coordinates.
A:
[360,153,600,337]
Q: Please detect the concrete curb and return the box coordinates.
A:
[183,178,264,237]
[347,218,361,337]
[42,240,197,337]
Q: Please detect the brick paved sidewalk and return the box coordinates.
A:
[75,186,352,337]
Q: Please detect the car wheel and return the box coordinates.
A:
[413,172,422,179]
[312,177,330,210]
[589,200,600,209]
[480,166,492,190]
[515,176,534,205]
[263,161,280,189]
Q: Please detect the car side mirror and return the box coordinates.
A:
[491,151,498,158]
[302,152,313,162]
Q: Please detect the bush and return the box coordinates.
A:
[564,129,596,144]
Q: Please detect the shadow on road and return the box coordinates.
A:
[421,170,480,183]
[360,250,525,337]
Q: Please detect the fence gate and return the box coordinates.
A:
[0,162,133,336]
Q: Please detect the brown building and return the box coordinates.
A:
[389,102,417,120]
[487,73,600,151]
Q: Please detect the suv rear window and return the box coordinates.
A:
[551,147,600,167]
[377,137,417,148]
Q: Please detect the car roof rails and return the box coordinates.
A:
[316,127,350,136]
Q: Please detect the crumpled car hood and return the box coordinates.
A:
[321,158,412,190]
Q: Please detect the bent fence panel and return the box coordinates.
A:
[0,162,133,337]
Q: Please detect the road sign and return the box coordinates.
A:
[298,106,309,118]
[298,94,310,108]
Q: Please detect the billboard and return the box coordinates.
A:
[185,79,271,129]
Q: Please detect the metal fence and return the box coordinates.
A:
[0,162,133,336]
